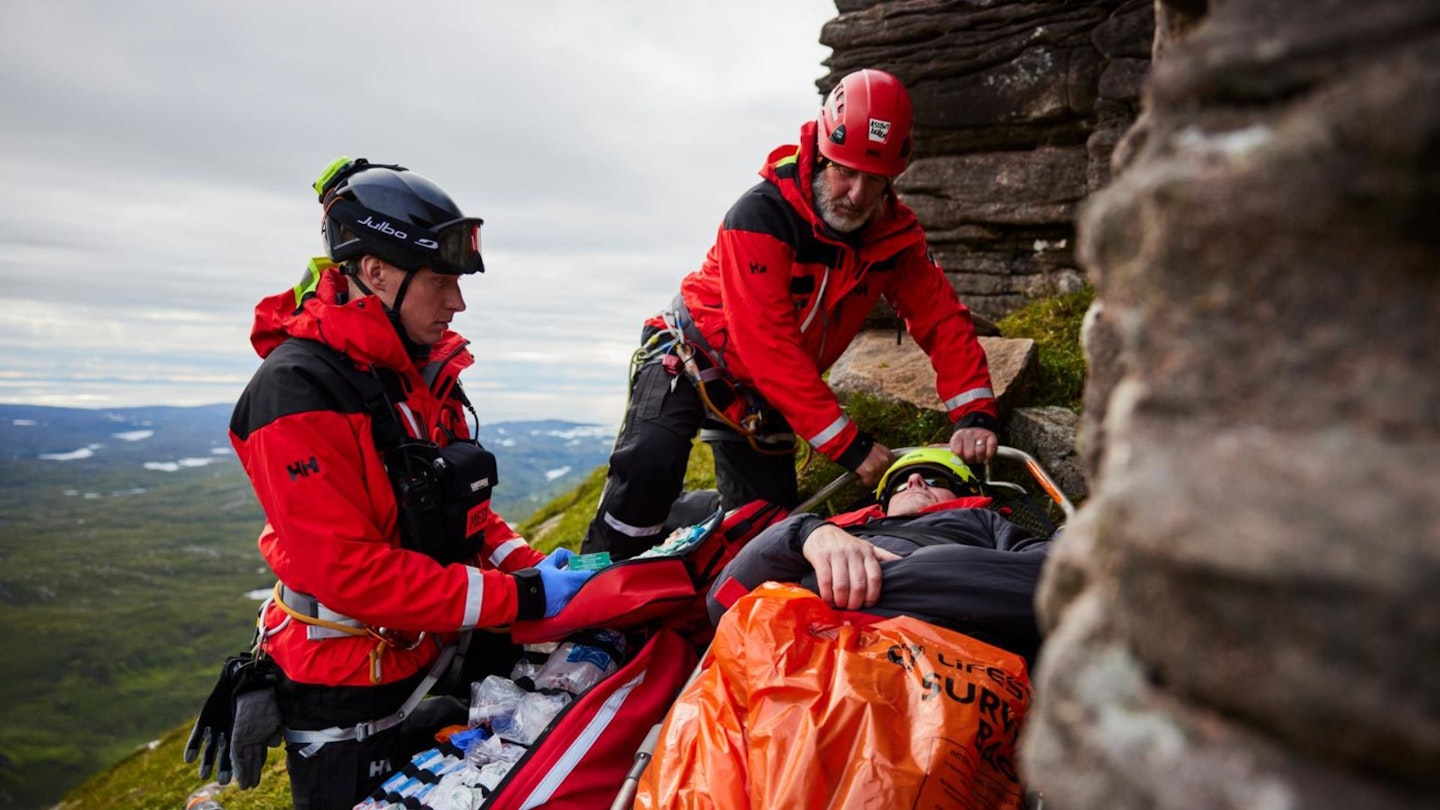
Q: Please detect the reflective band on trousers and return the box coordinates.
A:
[603,511,666,538]
[943,387,994,411]
[807,414,851,449]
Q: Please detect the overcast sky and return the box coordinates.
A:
[0,1,837,428]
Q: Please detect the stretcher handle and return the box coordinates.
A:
[793,469,858,514]
[610,723,663,810]
[991,446,1076,519]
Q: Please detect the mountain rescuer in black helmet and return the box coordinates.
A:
[583,69,1000,560]
[315,156,486,356]
[197,157,593,809]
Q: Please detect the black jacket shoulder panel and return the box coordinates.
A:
[722,181,796,239]
[722,180,840,269]
[230,339,368,441]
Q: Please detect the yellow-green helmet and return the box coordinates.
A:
[874,447,981,507]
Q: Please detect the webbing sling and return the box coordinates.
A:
[290,338,412,464]
[282,641,459,758]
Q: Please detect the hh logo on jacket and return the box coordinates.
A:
[287,457,320,480]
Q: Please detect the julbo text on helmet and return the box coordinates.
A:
[874,447,982,508]
[313,156,485,276]
[817,68,914,177]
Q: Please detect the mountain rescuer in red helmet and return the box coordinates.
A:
[187,157,593,809]
[583,69,1000,560]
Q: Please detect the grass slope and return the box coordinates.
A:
[0,460,266,810]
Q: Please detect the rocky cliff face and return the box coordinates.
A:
[824,0,1439,805]
[1018,0,1440,806]
[821,0,1154,321]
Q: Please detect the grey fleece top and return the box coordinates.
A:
[707,506,1051,664]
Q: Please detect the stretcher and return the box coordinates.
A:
[609,445,1069,810]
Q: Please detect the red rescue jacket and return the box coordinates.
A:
[660,121,997,470]
[229,265,544,688]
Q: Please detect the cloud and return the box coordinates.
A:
[0,0,836,426]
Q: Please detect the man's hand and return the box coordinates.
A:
[950,427,997,467]
[801,524,901,610]
[853,442,895,488]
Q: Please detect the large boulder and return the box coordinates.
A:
[828,330,1037,420]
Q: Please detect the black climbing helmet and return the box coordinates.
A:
[314,156,485,276]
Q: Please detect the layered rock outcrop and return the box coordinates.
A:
[821,0,1153,321]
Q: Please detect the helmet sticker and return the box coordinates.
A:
[868,118,891,143]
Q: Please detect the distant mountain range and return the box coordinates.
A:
[0,403,615,524]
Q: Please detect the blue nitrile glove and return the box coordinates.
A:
[537,548,595,618]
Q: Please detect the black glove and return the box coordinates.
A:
[183,654,251,783]
[226,652,281,790]
[229,687,282,789]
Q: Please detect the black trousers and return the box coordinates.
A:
[583,357,798,560]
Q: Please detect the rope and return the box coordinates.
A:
[270,582,391,684]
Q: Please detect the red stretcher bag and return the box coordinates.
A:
[480,625,697,810]
[510,499,787,646]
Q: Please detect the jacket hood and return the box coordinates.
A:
[760,120,921,247]
[249,264,467,372]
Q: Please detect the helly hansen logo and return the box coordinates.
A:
[748,261,767,275]
[369,758,392,779]
[287,457,320,480]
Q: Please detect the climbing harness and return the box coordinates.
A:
[267,582,429,685]
[630,302,795,457]
[265,583,460,757]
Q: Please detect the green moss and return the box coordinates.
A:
[997,286,1094,411]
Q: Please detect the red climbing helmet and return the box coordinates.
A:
[817,68,914,177]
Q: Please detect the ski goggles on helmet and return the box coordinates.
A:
[324,196,485,276]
